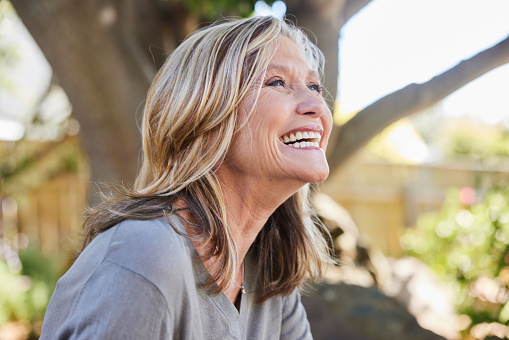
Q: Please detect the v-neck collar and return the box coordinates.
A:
[188,237,252,338]
[191,246,248,312]
[165,215,252,337]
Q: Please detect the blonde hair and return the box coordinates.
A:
[83,16,333,303]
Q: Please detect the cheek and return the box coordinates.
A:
[242,122,281,165]
[226,121,284,175]
[226,123,275,167]
[321,109,333,148]
[245,93,287,146]
[228,91,293,171]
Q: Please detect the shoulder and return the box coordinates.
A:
[107,215,187,256]
[46,259,172,340]
[102,215,193,287]
[41,216,188,339]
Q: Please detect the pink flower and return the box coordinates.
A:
[459,187,476,206]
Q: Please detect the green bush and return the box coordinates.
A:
[441,121,509,161]
[402,187,509,337]
[0,244,60,338]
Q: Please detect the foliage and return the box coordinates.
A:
[442,121,509,161]
[402,186,509,338]
[178,0,275,18]
[365,112,509,166]
[0,243,61,337]
[0,136,85,196]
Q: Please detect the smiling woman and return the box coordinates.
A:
[40,16,334,340]
[226,36,332,190]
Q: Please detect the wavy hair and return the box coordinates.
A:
[82,15,334,303]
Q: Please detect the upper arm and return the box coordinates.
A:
[281,288,313,340]
[54,261,171,340]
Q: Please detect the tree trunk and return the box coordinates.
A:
[11,0,195,204]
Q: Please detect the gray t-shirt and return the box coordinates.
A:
[40,216,312,339]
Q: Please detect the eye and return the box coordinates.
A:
[308,83,322,93]
[266,78,286,87]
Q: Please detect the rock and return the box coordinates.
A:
[302,282,445,340]
[310,193,457,339]
[384,257,459,339]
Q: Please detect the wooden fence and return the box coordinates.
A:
[321,155,509,257]
[1,173,89,257]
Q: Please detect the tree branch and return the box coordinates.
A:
[343,0,372,23]
[328,34,509,172]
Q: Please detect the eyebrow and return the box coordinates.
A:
[266,64,320,80]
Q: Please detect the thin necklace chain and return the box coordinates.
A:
[233,280,246,294]
[233,261,246,294]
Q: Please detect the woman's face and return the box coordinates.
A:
[225,36,333,187]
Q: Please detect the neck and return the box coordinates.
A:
[177,166,304,305]
[215,166,304,262]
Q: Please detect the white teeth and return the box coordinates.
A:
[289,141,320,148]
[280,131,322,148]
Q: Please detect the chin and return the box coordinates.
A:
[309,171,329,184]
[298,165,329,184]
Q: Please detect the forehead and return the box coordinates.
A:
[267,37,319,79]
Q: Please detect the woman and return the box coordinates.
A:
[41,15,334,339]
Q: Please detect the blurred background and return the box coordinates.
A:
[1,0,508,339]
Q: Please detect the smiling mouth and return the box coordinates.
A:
[279,131,322,148]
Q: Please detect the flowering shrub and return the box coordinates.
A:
[402,187,509,338]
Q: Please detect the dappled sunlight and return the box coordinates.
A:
[366,119,430,164]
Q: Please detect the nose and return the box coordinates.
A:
[295,90,327,117]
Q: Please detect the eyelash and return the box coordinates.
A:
[265,78,322,93]
[308,84,322,93]
[267,78,285,87]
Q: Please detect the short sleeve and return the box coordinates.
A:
[280,289,313,340]
[50,261,171,340]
